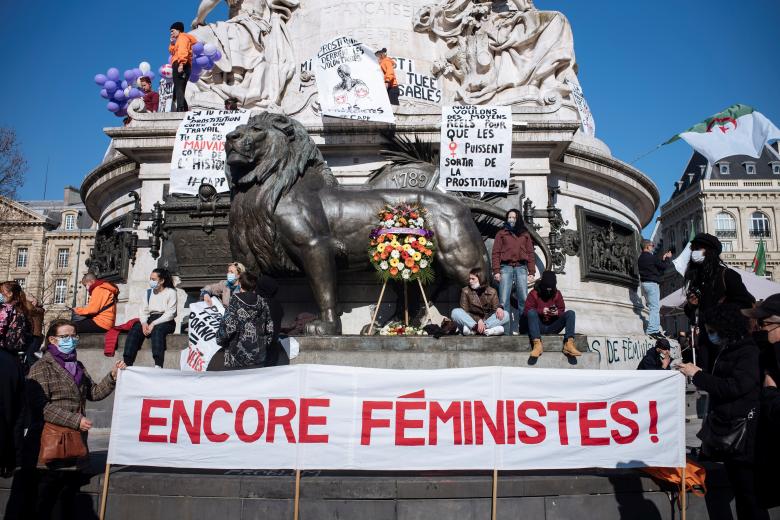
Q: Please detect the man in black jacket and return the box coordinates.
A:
[638,239,672,339]
[637,338,672,370]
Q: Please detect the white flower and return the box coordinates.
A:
[416,218,425,227]
[408,237,417,243]
[420,260,428,268]
[390,250,400,259]
[380,261,389,270]
[384,220,394,228]
[402,269,411,279]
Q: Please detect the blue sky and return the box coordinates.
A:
[1,1,778,234]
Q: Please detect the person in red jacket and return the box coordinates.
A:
[169,21,197,112]
[523,271,581,358]
[375,48,399,106]
[492,208,536,335]
[139,76,159,112]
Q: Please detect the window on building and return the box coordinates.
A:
[714,212,737,238]
[669,230,676,252]
[718,162,730,175]
[765,271,774,281]
[64,214,76,231]
[14,278,25,289]
[54,279,67,304]
[57,248,69,269]
[749,211,771,238]
[771,162,780,175]
[721,241,733,252]
[743,162,757,175]
[15,247,28,268]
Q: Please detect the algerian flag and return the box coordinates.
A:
[665,104,780,164]
[753,237,766,276]
[672,221,697,276]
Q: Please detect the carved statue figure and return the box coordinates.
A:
[413,0,580,106]
[186,0,300,110]
[225,113,495,335]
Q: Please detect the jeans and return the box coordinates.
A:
[451,307,509,332]
[527,309,575,340]
[498,264,528,334]
[172,61,191,112]
[641,281,661,334]
[123,319,176,367]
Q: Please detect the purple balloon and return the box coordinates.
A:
[192,42,205,55]
[195,55,210,68]
[99,88,109,99]
[129,88,142,99]
[114,90,127,101]
[116,108,128,118]
[94,74,107,85]
[107,67,120,81]
[146,70,155,79]
[212,50,222,62]
[107,101,120,113]
[133,67,143,78]
[121,80,129,89]
[203,43,217,56]
[189,72,201,83]
[104,80,118,92]
[123,69,135,81]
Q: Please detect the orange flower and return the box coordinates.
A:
[411,265,420,273]
[384,245,393,254]
[390,267,399,276]
[405,257,415,268]
[399,217,407,225]
[424,249,432,256]
[373,254,380,261]
[378,235,386,243]
[411,212,418,219]
[381,253,388,260]
[401,251,410,260]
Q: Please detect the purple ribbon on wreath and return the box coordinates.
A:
[376,227,434,237]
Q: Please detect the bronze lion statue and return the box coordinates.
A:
[225,113,512,335]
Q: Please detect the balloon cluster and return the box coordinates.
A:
[94,62,155,117]
[189,42,221,83]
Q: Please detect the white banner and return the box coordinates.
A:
[564,79,596,137]
[439,105,512,193]
[180,300,225,372]
[170,109,252,195]
[588,336,681,370]
[108,365,685,470]
[315,36,395,123]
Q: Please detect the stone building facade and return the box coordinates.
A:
[656,144,780,333]
[0,186,96,325]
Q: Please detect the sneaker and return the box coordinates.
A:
[154,365,163,369]
[485,326,504,336]
[530,338,543,358]
[462,326,474,336]
[563,337,582,357]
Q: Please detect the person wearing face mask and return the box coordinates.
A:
[742,294,780,510]
[21,319,125,518]
[684,233,755,372]
[451,268,509,336]
[201,262,246,307]
[677,304,768,520]
[122,269,178,368]
[492,209,536,335]
[523,271,581,358]
[0,281,31,478]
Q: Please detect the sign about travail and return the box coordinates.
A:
[170,109,251,195]
[439,105,511,193]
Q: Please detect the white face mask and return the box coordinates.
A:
[690,250,706,264]
[469,281,480,290]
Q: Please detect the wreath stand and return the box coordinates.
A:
[367,279,433,335]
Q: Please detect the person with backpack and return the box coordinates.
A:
[71,273,119,334]
[122,269,177,368]
[216,272,274,369]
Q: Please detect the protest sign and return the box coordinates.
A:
[158,80,174,113]
[565,79,596,137]
[180,300,224,372]
[439,105,512,193]
[315,36,395,123]
[170,109,251,195]
[108,365,685,471]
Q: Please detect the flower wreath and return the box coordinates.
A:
[368,203,436,284]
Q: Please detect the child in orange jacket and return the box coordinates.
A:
[169,21,198,112]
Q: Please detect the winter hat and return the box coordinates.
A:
[690,233,722,255]
[170,21,185,32]
[655,338,671,350]
[742,293,780,323]
[539,271,557,290]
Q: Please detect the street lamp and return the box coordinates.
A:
[71,210,84,307]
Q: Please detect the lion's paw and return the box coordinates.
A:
[304,319,342,336]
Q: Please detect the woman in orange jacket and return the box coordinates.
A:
[169,21,198,112]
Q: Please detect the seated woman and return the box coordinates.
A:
[122,269,178,368]
[450,268,508,336]
[201,262,245,307]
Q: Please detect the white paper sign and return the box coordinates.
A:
[565,79,596,137]
[170,109,251,195]
[108,365,685,471]
[315,36,395,123]
[180,299,225,372]
[158,80,174,113]
[439,105,512,193]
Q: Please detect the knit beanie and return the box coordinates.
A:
[170,21,185,32]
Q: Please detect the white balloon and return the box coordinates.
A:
[124,87,132,97]
[139,61,151,74]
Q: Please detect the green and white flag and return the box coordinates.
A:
[665,104,780,165]
[753,238,766,277]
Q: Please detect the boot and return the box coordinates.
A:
[563,337,582,357]
[530,338,543,358]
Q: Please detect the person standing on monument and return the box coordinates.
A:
[492,208,536,335]
[523,271,581,358]
[451,268,509,336]
[169,21,197,112]
[122,269,178,368]
[139,76,159,112]
[375,48,399,106]
[638,239,672,339]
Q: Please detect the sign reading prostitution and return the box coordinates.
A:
[107,365,685,471]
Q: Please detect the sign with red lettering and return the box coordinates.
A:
[107,365,685,470]
[170,109,251,195]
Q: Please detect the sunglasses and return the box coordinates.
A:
[758,320,780,329]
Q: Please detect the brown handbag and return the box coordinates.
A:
[38,422,88,465]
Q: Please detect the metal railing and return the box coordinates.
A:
[749,229,771,238]
[715,229,737,238]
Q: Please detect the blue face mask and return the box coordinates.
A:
[707,332,722,346]
[226,273,237,284]
[57,337,78,354]
[149,280,159,290]
[0,294,5,304]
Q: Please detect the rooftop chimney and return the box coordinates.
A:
[63,186,81,206]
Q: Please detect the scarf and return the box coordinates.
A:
[47,344,84,386]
